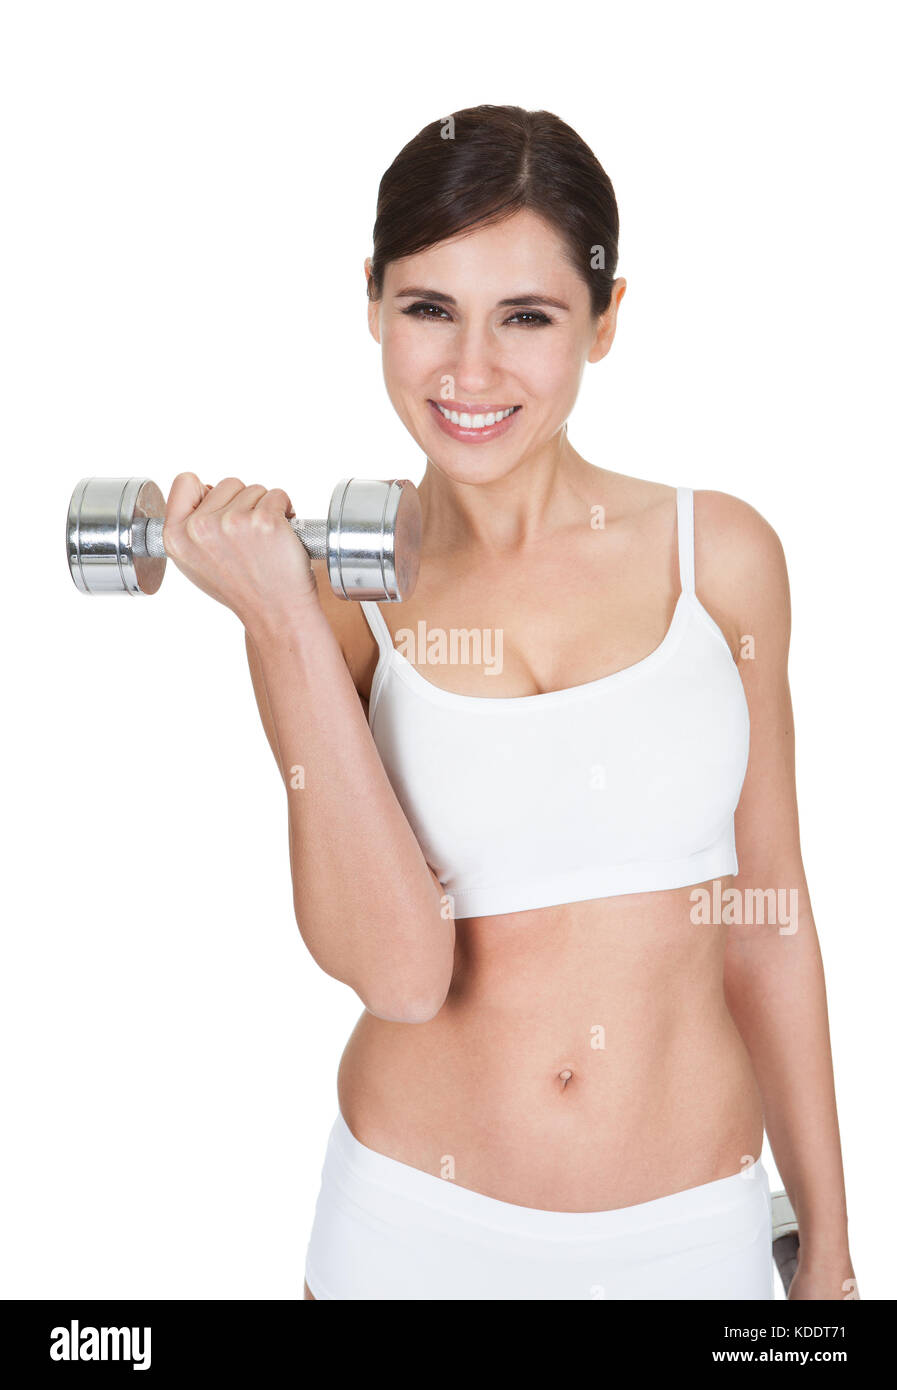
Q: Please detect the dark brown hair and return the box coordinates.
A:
[367,105,619,318]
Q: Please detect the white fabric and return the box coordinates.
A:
[360,487,750,919]
[305,1114,775,1301]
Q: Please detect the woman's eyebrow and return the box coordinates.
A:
[394,286,570,311]
[394,286,456,304]
[497,293,570,310]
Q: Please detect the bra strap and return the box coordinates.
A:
[676,486,696,595]
[359,599,395,657]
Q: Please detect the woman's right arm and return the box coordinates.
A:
[244,605,455,1023]
[162,472,454,1024]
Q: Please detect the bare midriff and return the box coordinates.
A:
[337,882,764,1212]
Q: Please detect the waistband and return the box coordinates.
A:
[327,1112,769,1244]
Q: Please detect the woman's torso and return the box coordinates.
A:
[329,473,764,1210]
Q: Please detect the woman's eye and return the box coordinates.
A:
[505,310,552,326]
[399,303,553,326]
[402,301,452,321]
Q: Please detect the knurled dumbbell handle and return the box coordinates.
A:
[141,514,328,560]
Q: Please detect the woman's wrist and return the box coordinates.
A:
[241,588,325,647]
[789,1244,857,1300]
[795,1226,852,1266]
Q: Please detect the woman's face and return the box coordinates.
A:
[367,209,624,485]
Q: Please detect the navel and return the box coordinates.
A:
[558,1068,574,1089]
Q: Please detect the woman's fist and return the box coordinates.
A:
[162,474,319,626]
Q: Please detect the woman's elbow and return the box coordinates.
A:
[308,949,449,1023]
[296,902,454,1023]
[359,945,454,1022]
[361,979,450,1024]
[363,926,455,1022]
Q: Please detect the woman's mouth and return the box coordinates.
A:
[427,398,522,443]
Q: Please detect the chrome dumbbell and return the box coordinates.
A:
[771,1189,800,1296]
[66,475,421,601]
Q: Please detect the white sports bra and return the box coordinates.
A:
[360,487,750,919]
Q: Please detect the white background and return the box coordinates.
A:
[1,0,893,1299]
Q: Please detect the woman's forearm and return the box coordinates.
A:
[246,600,455,1023]
[724,891,853,1282]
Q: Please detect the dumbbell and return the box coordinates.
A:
[66,475,421,601]
[771,1189,800,1297]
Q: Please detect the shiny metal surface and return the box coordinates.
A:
[142,513,329,560]
[67,475,421,601]
[326,477,421,602]
[770,1188,800,1296]
[67,476,166,594]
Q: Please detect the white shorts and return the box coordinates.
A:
[304,1113,775,1300]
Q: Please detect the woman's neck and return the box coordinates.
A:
[417,429,608,556]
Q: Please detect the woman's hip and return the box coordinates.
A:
[304,1112,774,1301]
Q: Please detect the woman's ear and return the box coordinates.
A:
[587,277,626,364]
[365,257,381,344]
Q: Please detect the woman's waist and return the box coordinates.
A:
[336,1007,764,1209]
[339,1005,756,1114]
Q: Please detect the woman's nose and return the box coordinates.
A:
[447,324,499,396]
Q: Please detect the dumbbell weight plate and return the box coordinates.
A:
[326,477,421,601]
[67,477,167,595]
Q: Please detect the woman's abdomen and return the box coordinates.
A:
[336,890,765,1211]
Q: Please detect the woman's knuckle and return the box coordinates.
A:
[186,514,211,544]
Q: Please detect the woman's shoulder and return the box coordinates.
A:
[606,468,790,650]
[689,488,791,656]
[692,487,788,593]
[601,469,785,568]
[607,466,785,569]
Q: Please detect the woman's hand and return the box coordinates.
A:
[787,1251,858,1300]
[162,474,319,627]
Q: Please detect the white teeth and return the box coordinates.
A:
[436,404,517,429]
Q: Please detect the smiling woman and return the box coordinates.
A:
[367,207,623,491]
[363,107,621,472]
[218,105,857,1300]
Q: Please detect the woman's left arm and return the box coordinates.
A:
[698,491,857,1302]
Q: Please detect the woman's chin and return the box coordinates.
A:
[424,451,524,487]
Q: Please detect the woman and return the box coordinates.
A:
[161,106,855,1300]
